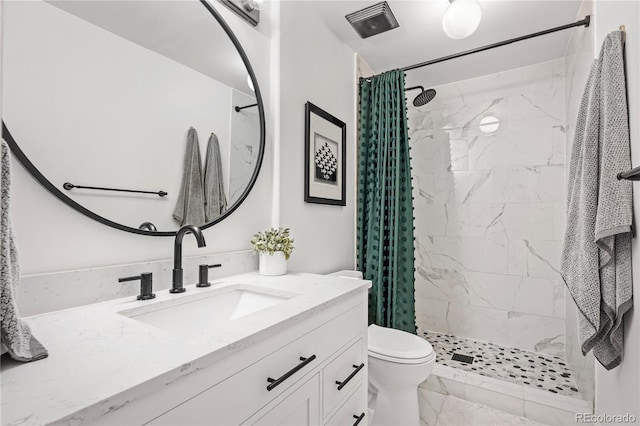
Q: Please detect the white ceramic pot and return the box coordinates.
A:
[259,252,287,276]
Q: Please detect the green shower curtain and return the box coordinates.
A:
[357,70,416,334]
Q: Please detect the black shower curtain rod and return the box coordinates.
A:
[401,15,591,72]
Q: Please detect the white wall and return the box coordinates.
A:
[592,0,640,420]
[277,1,356,274]
[3,1,273,275]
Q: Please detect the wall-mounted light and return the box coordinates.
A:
[442,0,482,39]
[479,116,500,133]
[219,0,261,27]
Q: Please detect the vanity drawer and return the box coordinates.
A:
[325,383,367,426]
[147,304,362,425]
[323,338,365,419]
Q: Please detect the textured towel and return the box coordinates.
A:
[173,127,205,226]
[1,140,48,362]
[204,133,227,222]
[561,31,633,370]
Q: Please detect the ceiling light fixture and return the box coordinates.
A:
[442,0,482,39]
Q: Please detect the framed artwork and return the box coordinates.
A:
[304,102,346,206]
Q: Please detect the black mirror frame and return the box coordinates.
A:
[1,0,265,237]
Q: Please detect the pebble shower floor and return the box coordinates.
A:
[423,331,581,398]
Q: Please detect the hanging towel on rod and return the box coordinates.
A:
[173,127,206,226]
[561,30,633,370]
[1,140,48,362]
[204,133,227,222]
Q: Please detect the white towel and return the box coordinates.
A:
[1,140,48,362]
[561,31,633,370]
[204,133,227,222]
[173,127,206,226]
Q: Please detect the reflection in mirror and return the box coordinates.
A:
[2,0,263,234]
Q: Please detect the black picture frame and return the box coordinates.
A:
[304,102,346,206]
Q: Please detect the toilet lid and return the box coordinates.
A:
[368,324,434,360]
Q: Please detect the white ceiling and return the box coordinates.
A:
[309,0,585,88]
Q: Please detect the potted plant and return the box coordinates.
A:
[251,227,294,276]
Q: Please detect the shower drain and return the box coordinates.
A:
[451,353,475,364]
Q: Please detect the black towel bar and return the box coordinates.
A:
[63,182,167,197]
[617,166,640,181]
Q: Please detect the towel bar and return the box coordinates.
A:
[617,166,640,181]
[63,182,167,197]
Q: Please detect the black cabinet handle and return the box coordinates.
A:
[336,363,365,391]
[266,355,317,391]
[353,413,365,426]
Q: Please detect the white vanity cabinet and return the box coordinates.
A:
[96,291,368,426]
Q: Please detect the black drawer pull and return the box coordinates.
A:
[336,363,365,391]
[266,355,317,391]
[353,413,365,426]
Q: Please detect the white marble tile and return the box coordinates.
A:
[506,166,566,203]
[432,236,508,274]
[450,169,507,204]
[524,240,563,279]
[432,363,468,382]
[550,125,567,165]
[419,387,446,426]
[552,204,567,241]
[436,395,543,426]
[524,400,580,426]
[465,372,525,397]
[444,204,468,237]
[467,272,554,317]
[410,131,453,174]
[552,280,566,319]
[414,173,436,208]
[464,384,525,417]
[416,297,451,334]
[507,91,564,128]
[500,204,554,240]
[468,128,553,170]
[522,387,590,412]
[449,138,469,171]
[465,204,505,238]
[422,369,467,398]
[507,312,565,357]
[447,303,509,346]
[416,268,469,303]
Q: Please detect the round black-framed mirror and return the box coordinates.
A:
[2,0,265,237]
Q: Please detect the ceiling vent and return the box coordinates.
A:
[345,1,399,39]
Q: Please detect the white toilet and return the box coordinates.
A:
[326,271,435,425]
[367,324,435,426]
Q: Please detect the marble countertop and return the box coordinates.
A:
[1,272,370,426]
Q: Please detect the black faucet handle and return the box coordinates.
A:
[197,263,222,288]
[119,272,156,300]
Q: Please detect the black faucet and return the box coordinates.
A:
[171,225,206,293]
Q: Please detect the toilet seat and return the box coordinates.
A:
[368,324,435,364]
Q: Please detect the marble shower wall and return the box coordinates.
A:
[563,0,595,405]
[409,59,567,357]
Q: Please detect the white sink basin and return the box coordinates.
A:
[118,285,294,334]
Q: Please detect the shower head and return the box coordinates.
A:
[413,88,436,107]
[406,86,436,107]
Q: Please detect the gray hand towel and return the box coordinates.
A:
[173,127,206,226]
[1,140,48,362]
[561,31,633,370]
[204,133,227,222]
